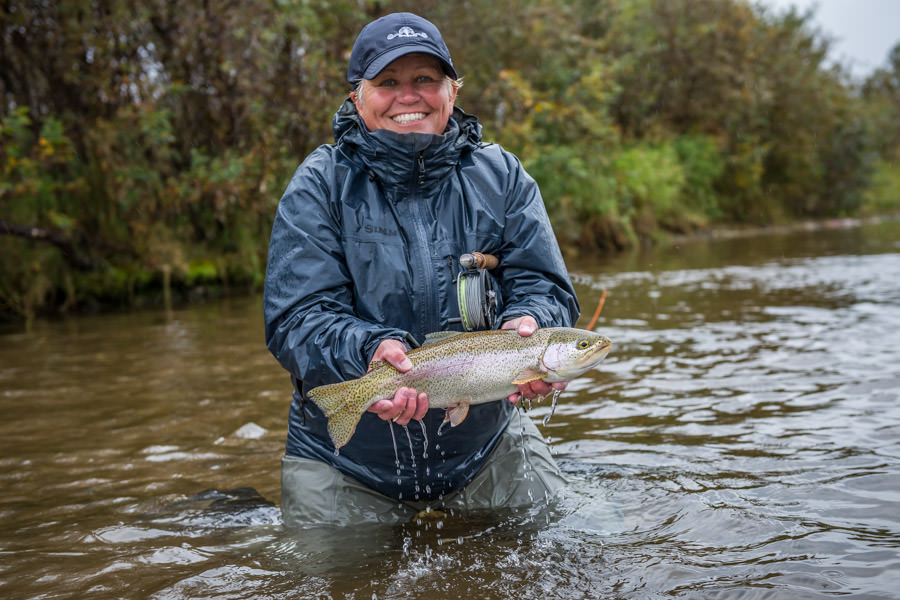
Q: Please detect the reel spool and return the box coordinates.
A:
[456,252,499,331]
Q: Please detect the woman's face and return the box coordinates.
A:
[351,53,457,135]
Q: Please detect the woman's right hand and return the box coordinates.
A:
[366,339,429,425]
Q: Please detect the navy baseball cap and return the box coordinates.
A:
[347,12,457,83]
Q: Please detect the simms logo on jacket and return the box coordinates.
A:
[364,223,398,236]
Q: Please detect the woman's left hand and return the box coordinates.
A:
[366,338,429,425]
[501,315,568,403]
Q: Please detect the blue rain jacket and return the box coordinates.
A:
[264,99,579,502]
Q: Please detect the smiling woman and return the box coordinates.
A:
[263,11,580,528]
[350,53,461,135]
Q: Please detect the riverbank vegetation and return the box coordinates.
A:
[2,0,899,321]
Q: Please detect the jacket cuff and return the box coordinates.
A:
[361,329,418,365]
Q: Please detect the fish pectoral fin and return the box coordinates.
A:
[511,368,549,385]
[444,401,470,427]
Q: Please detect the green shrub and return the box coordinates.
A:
[673,135,725,219]
[861,160,900,215]
[613,142,684,226]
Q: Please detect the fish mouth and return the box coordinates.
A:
[581,338,612,366]
[589,338,612,359]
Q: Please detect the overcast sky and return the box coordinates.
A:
[759,0,899,79]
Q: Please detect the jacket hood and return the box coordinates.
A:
[331,98,483,189]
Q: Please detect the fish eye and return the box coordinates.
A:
[578,339,590,350]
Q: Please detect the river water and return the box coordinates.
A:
[1,219,899,599]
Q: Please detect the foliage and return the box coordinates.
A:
[1,0,899,321]
[673,135,725,219]
[859,42,900,216]
[860,160,900,215]
[613,142,685,231]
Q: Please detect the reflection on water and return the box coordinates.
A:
[1,219,899,599]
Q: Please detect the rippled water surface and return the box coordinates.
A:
[2,220,899,599]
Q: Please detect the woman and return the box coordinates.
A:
[264,12,579,527]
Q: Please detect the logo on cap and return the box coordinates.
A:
[387,26,429,40]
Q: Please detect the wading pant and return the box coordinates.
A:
[281,408,566,528]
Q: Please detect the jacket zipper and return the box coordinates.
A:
[410,151,439,335]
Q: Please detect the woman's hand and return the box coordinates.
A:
[501,316,568,403]
[366,338,429,425]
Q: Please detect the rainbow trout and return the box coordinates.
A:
[307,327,612,449]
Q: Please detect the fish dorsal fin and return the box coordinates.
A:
[423,331,465,345]
[511,367,549,385]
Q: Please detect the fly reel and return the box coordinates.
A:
[455,252,499,331]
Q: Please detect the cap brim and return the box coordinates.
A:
[361,46,458,81]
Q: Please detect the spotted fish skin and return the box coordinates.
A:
[306,327,612,449]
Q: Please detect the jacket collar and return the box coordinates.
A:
[332,99,482,190]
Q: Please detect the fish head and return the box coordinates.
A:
[540,329,612,381]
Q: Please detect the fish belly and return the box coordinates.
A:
[399,347,533,409]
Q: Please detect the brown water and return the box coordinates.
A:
[2,219,899,599]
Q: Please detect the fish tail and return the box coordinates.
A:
[307,380,370,449]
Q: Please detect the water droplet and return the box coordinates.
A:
[418,420,429,459]
[542,389,562,426]
[403,425,416,468]
[389,421,399,465]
